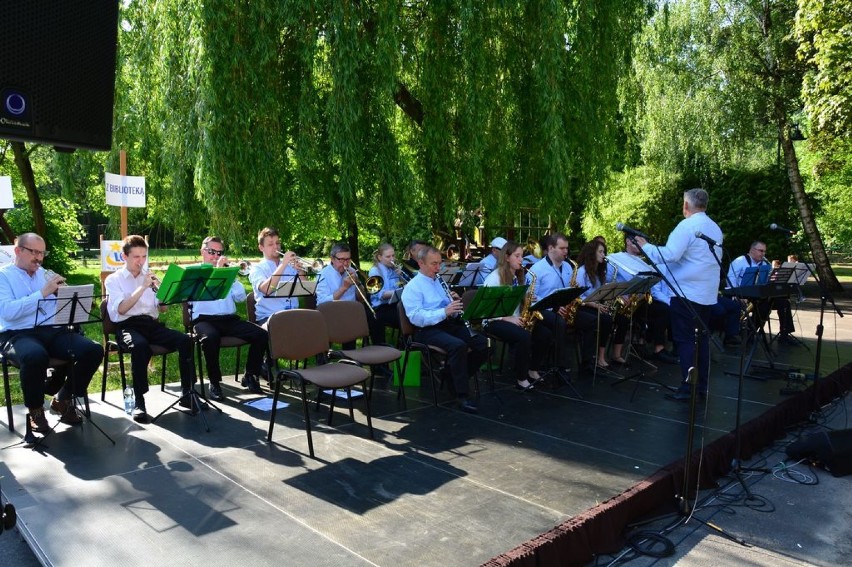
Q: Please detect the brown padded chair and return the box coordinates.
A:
[99,301,177,401]
[181,302,248,386]
[246,292,257,324]
[265,309,372,458]
[316,301,403,399]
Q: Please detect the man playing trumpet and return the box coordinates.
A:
[0,233,103,432]
[104,235,198,423]
[189,236,268,400]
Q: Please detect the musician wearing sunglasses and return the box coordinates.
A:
[0,233,103,433]
[248,227,301,327]
[104,235,199,423]
[189,236,268,399]
[401,245,488,414]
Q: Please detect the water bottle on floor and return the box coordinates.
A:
[123,387,135,415]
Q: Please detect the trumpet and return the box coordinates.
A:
[392,261,411,285]
[224,260,253,276]
[284,252,325,272]
[345,267,378,318]
[142,269,161,292]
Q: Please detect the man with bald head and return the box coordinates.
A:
[0,233,103,433]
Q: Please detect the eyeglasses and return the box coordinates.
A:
[19,245,49,258]
[333,256,352,262]
[205,248,224,256]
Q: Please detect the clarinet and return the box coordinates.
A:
[438,277,476,337]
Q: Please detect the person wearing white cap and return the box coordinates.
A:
[476,236,506,284]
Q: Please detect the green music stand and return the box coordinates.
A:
[156,264,239,305]
[463,285,528,323]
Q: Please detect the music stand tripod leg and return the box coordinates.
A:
[152,387,216,432]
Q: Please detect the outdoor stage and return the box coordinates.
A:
[1,295,849,567]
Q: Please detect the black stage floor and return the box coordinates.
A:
[1,318,848,567]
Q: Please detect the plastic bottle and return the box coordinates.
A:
[123,387,135,415]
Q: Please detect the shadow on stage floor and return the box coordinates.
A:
[1,330,849,567]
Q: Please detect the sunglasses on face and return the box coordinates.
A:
[205,248,224,256]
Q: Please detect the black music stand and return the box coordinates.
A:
[151,267,236,430]
[610,276,676,398]
[583,281,633,384]
[268,274,317,306]
[455,262,486,288]
[529,286,587,397]
[463,285,527,400]
[766,266,808,350]
[31,287,115,447]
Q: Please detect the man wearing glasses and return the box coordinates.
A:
[727,240,796,344]
[315,242,383,350]
[189,236,268,400]
[0,233,103,433]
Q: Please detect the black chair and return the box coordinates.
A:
[99,301,177,401]
[2,354,71,432]
[265,309,372,458]
[181,302,248,388]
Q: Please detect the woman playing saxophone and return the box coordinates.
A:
[481,241,552,390]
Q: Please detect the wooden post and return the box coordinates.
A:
[119,150,127,239]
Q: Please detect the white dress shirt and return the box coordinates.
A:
[104,267,160,323]
[529,256,572,301]
[641,211,723,306]
[249,259,298,321]
[315,265,357,305]
[189,280,246,319]
[401,272,450,328]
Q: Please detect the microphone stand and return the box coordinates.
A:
[789,237,844,421]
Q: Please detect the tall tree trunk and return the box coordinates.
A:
[11,141,48,237]
[346,216,360,268]
[778,128,842,291]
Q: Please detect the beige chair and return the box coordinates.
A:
[99,301,176,401]
[265,309,372,458]
[316,301,402,399]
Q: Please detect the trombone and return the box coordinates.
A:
[346,268,380,318]
[392,261,412,285]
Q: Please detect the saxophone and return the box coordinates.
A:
[561,259,581,326]
[518,270,544,331]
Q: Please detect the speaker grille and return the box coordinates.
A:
[0,0,119,151]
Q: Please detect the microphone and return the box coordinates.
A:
[616,222,650,241]
[694,231,720,246]
[769,223,797,235]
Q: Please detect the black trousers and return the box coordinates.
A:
[414,320,488,396]
[116,316,195,400]
[193,314,268,384]
[484,319,551,381]
[635,300,671,347]
[1,327,103,410]
[370,303,400,346]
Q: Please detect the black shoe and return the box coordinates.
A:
[515,379,535,392]
[209,383,224,401]
[132,406,149,424]
[666,390,691,401]
[241,373,263,394]
[652,350,679,365]
[778,334,798,346]
[458,398,478,414]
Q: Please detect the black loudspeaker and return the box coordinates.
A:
[786,429,852,477]
[0,0,119,151]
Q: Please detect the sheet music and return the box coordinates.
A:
[782,261,812,286]
[37,284,95,326]
[606,252,652,277]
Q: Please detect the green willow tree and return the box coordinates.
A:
[625,0,841,290]
[94,1,648,260]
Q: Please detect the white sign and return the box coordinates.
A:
[104,172,146,208]
[0,245,15,266]
[101,240,125,272]
[0,177,14,209]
